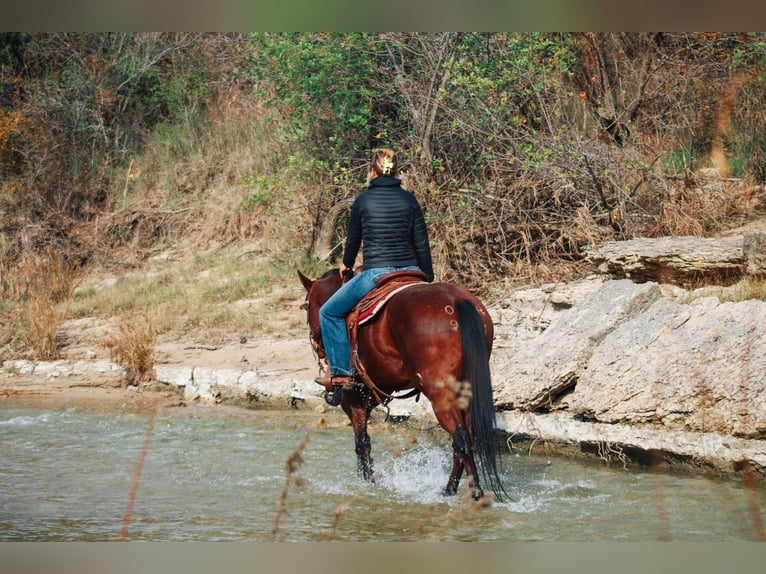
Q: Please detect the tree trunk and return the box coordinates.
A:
[419,33,464,166]
[313,197,354,261]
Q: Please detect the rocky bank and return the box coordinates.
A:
[489,230,766,477]
[492,275,766,476]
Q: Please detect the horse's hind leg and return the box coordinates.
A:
[446,423,484,500]
[430,397,478,498]
[446,450,464,496]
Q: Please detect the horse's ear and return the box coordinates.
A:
[297,270,314,292]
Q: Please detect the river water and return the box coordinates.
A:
[1,401,764,542]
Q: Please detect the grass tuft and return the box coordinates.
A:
[1,248,78,359]
[104,310,156,385]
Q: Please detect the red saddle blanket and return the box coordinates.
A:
[351,270,428,326]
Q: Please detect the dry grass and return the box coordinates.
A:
[69,252,317,344]
[0,248,79,359]
[675,276,766,305]
[19,292,67,360]
[104,310,156,385]
[271,432,310,542]
[724,277,766,302]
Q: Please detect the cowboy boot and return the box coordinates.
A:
[314,372,356,391]
[314,370,333,391]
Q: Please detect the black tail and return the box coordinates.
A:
[455,299,507,501]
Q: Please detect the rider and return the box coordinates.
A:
[315,148,435,392]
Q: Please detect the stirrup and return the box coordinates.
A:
[331,375,356,391]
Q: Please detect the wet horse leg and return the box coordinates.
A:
[433,401,484,500]
[342,399,375,481]
[446,449,465,495]
[448,424,484,500]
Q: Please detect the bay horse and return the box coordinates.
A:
[298,269,506,502]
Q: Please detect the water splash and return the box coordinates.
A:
[374,445,452,504]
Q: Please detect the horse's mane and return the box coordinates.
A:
[320,269,341,279]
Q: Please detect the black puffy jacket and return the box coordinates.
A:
[343,176,434,282]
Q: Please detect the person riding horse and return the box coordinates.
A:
[315,148,434,393]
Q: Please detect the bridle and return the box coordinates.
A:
[301,289,327,367]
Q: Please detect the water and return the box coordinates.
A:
[1,401,764,541]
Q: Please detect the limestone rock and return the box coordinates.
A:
[492,279,661,411]
[493,277,766,442]
[570,296,766,438]
[587,235,745,285]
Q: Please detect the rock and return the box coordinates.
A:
[570,296,766,438]
[154,365,192,387]
[490,276,606,341]
[492,275,766,473]
[151,364,331,410]
[502,411,766,473]
[586,235,746,285]
[0,359,123,379]
[744,232,766,277]
[493,279,661,411]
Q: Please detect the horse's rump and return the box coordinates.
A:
[355,282,493,395]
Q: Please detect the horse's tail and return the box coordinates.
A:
[455,299,507,501]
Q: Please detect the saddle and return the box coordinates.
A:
[345,270,428,402]
[353,270,429,326]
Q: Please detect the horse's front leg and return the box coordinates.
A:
[355,425,373,481]
[343,399,374,481]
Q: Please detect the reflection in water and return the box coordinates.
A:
[0,402,762,541]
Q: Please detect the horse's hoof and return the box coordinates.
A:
[324,388,343,406]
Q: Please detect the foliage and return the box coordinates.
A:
[242,33,761,286]
[249,33,391,172]
[3,32,766,330]
[0,33,249,261]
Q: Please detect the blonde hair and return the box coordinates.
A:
[370,148,398,177]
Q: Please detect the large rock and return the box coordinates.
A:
[570,296,766,438]
[492,279,661,411]
[587,235,747,284]
[492,276,766,470]
[501,411,766,471]
[493,280,766,475]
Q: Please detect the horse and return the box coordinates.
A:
[298,268,507,502]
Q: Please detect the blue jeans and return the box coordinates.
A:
[319,266,421,376]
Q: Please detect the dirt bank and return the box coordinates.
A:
[0,334,317,413]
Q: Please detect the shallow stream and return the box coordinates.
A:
[1,401,763,541]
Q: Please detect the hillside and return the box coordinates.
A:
[3,33,766,368]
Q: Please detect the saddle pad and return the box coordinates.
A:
[357,281,425,325]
